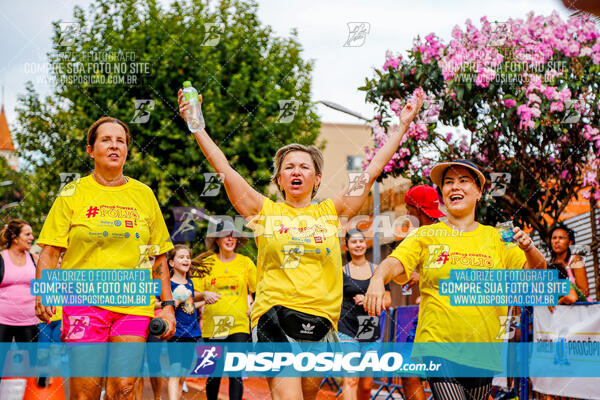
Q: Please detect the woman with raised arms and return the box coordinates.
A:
[178,88,423,400]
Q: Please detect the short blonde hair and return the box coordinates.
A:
[271,143,324,199]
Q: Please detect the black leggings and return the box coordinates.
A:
[429,377,493,400]
[204,332,250,400]
[0,324,39,376]
[0,323,39,343]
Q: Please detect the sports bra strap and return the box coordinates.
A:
[344,262,375,277]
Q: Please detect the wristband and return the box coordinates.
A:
[523,239,535,252]
[161,300,175,309]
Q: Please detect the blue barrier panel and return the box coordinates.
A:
[393,305,419,343]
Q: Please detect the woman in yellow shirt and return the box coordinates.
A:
[366,160,547,400]
[34,117,176,400]
[193,219,256,400]
[178,89,423,400]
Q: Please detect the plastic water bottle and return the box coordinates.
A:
[182,80,205,132]
[148,317,169,337]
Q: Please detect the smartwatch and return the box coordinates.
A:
[161,300,175,309]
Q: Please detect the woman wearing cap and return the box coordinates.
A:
[178,88,424,399]
[192,219,257,400]
[34,117,176,400]
[366,160,547,400]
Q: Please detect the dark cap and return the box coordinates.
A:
[429,159,486,190]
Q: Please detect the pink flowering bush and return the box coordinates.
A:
[360,11,600,238]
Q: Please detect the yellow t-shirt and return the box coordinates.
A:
[389,222,527,370]
[50,306,62,323]
[192,253,257,338]
[249,198,343,330]
[37,175,174,318]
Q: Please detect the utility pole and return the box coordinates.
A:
[318,100,380,262]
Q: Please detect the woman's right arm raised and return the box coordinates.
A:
[178,90,264,218]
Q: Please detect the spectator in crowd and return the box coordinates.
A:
[0,219,39,347]
[548,224,589,304]
[338,228,391,400]
[192,219,256,400]
[164,244,206,400]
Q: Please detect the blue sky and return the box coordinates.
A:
[0,0,574,128]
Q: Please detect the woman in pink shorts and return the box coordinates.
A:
[35,117,176,400]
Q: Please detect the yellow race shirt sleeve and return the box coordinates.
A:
[319,198,341,231]
[147,192,174,256]
[38,192,74,249]
[388,229,423,285]
[246,257,257,293]
[247,197,270,237]
[502,243,527,269]
[191,275,206,293]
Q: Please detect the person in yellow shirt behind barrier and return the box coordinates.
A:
[178,87,424,400]
[34,117,176,400]
[192,219,257,400]
[366,160,547,400]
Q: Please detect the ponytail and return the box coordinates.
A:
[168,244,213,280]
[0,219,29,250]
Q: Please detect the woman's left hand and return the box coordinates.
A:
[513,227,534,251]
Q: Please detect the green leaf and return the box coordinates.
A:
[456,86,464,102]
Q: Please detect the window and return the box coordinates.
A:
[347,155,363,171]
